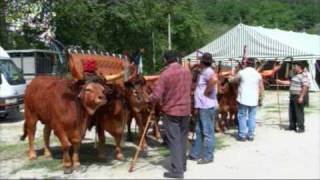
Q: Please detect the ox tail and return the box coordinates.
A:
[20,122,27,141]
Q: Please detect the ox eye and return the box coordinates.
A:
[85,88,92,92]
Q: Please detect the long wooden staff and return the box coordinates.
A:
[129,107,155,173]
[275,70,282,129]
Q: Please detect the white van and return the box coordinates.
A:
[0,46,26,119]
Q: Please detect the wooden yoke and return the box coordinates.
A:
[67,51,137,85]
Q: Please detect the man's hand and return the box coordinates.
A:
[297,96,304,104]
[204,89,211,97]
[204,74,218,97]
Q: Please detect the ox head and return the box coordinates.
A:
[79,82,107,115]
[124,75,150,112]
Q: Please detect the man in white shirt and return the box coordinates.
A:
[231,58,264,141]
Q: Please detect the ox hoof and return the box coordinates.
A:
[157,138,164,144]
[43,152,52,159]
[28,152,37,160]
[142,146,149,151]
[126,136,133,142]
[97,154,107,161]
[72,163,81,171]
[63,167,73,174]
[115,153,124,161]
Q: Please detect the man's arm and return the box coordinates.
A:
[259,78,264,97]
[228,73,241,83]
[258,77,264,106]
[204,73,218,97]
[148,75,166,103]
[276,79,290,85]
[298,85,308,104]
[298,76,309,104]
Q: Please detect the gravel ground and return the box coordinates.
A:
[0,90,319,179]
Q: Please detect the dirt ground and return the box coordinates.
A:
[0,90,319,179]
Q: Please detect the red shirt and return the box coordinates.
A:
[149,62,192,116]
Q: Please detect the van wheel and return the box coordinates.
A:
[0,114,8,120]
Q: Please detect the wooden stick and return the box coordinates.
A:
[129,108,154,173]
[276,74,282,129]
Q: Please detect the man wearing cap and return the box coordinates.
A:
[276,61,308,133]
[188,52,218,164]
[230,57,264,141]
[148,50,192,179]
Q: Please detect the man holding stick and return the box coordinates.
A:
[276,61,309,133]
[148,50,192,179]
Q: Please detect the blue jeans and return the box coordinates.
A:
[189,107,216,161]
[237,103,257,138]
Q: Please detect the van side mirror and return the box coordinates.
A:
[0,73,2,85]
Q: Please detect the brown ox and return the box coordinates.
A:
[92,76,150,161]
[126,75,162,145]
[20,76,106,174]
[92,84,130,161]
[216,77,239,132]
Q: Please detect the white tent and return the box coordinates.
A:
[185,23,320,91]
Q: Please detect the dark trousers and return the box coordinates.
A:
[289,95,305,130]
[163,114,189,175]
[304,88,309,107]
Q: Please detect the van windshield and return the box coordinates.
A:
[0,59,25,85]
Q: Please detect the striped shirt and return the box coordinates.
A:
[289,73,309,95]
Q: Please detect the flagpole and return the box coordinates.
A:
[168,14,172,50]
[152,31,156,72]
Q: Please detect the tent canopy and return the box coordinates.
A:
[185,23,320,61]
[184,23,320,91]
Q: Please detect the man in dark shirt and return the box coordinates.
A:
[149,50,192,179]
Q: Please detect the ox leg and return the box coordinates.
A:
[136,115,148,150]
[43,125,52,158]
[139,126,148,150]
[226,112,231,129]
[126,116,133,142]
[230,112,235,127]
[55,131,72,174]
[71,142,81,170]
[153,121,162,141]
[97,128,107,161]
[25,112,37,160]
[114,137,124,161]
[153,115,162,141]
[214,114,222,133]
[221,113,228,132]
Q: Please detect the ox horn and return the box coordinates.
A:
[104,71,124,81]
[144,75,160,81]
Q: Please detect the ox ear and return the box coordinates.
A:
[74,80,86,93]
[138,75,146,85]
[124,81,134,89]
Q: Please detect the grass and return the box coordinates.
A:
[9,157,62,175]
[2,131,229,176]
[215,136,229,150]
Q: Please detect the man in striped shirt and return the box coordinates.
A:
[276,61,309,133]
